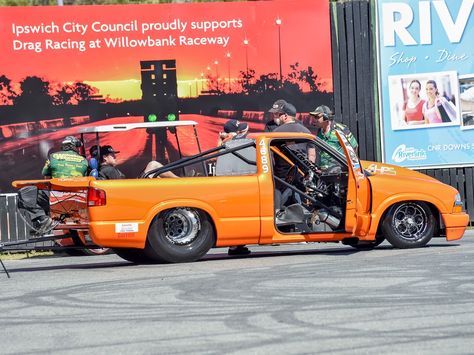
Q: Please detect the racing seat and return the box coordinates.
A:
[215,139,257,176]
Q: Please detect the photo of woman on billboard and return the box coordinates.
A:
[423,79,457,124]
[399,79,425,126]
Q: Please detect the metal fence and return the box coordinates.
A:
[0,193,28,244]
[0,193,55,248]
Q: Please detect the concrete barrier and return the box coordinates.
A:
[38,118,64,130]
[70,116,90,126]
[0,122,34,139]
[0,116,81,140]
[217,110,238,119]
[242,111,264,122]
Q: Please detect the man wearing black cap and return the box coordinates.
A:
[268,99,316,163]
[217,119,252,256]
[218,119,249,145]
[98,145,178,179]
[309,105,358,169]
[99,145,126,180]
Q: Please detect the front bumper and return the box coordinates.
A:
[442,212,470,241]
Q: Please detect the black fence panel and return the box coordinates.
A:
[330,0,377,162]
[419,168,474,225]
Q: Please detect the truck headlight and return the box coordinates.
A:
[453,193,463,213]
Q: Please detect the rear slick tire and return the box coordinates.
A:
[382,201,435,248]
[145,208,214,263]
[62,231,112,256]
[112,248,155,264]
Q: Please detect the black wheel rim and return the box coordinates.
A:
[391,203,428,241]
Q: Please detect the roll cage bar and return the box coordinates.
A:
[142,140,257,178]
[77,120,202,171]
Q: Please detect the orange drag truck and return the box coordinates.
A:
[10,128,469,264]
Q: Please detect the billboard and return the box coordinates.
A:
[377,0,474,168]
[0,0,333,192]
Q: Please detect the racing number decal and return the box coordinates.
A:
[259,139,269,174]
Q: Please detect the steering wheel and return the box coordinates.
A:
[285,164,298,184]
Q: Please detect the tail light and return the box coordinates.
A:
[88,187,106,206]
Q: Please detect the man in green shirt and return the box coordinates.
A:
[309,105,358,169]
[42,136,88,178]
[18,136,88,234]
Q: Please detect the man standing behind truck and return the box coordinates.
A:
[18,136,88,234]
[269,99,316,163]
[309,105,358,169]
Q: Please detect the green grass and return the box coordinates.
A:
[0,250,56,260]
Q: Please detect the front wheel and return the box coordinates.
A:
[145,208,214,263]
[382,201,435,248]
[348,236,385,250]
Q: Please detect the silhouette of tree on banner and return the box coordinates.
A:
[286,62,323,92]
[236,63,326,96]
[204,73,224,95]
[237,69,256,94]
[251,73,280,94]
[52,81,98,105]
[0,75,16,105]
[14,76,53,109]
[71,81,98,104]
[52,83,74,105]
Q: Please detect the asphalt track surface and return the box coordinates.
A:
[1,231,474,354]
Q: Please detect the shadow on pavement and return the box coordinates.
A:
[2,242,459,276]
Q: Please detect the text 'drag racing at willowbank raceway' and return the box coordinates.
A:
[2,120,468,268]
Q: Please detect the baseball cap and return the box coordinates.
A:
[309,105,333,119]
[62,135,82,147]
[100,145,120,157]
[224,119,248,133]
[268,99,297,116]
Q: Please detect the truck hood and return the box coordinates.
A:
[361,160,440,183]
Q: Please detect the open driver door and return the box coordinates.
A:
[335,131,371,237]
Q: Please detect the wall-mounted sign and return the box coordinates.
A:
[377,0,474,168]
[0,0,332,191]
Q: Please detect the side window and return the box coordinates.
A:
[270,139,348,174]
[310,141,347,173]
[215,139,257,176]
[337,131,362,173]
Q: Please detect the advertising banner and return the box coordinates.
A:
[0,0,332,192]
[377,0,474,168]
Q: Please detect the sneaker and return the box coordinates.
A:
[32,216,58,235]
[228,246,251,256]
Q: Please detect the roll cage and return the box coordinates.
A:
[77,120,202,176]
